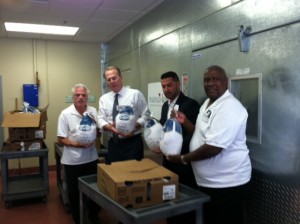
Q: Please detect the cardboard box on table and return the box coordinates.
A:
[2,109,47,142]
[97,158,178,208]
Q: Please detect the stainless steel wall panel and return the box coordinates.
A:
[104,27,132,63]
[103,1,300,222]
[106,0,236,61]
[191,0,300,52]
[247,170,300,224]
[138,31,181,98]
[133,0,227,47]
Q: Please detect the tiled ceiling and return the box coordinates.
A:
[0,0,165,44]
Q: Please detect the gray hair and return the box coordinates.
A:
[71,83,90,94]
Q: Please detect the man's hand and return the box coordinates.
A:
[117,121,142,138]
[172,111,195,134]
[166,154,182,163]
[104,123,118,134]
[75,141,94,148]
[151,147,163,154]
[172,111,186,124]
[58,136,94,149]
[135,122,142,130]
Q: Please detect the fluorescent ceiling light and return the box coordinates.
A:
[4,22,79,35]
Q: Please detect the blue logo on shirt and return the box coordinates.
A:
[79,113,95,131]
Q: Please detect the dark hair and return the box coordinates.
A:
[204,65,227,79]
[160,71,180,82]
[103,65,122,79]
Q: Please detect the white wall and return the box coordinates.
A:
[0,37,101,168]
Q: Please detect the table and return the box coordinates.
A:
[78,174,210,224]
[54,142,107,212]
[0,141,49,208]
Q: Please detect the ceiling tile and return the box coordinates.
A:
[0,0,165,43]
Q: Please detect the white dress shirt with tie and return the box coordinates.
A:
[98,86,150,135]
[167,95,179,119]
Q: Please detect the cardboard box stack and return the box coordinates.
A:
[97,158,178,208]
[2,109,47,151]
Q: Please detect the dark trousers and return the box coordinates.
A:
[64,160,100,224]
[106,134,144,163]
[199,182,250,224]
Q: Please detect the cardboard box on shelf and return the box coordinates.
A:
[97,158,178,208]
[8,126,46,141]
[2,109,47,142]
[2,109,47,128]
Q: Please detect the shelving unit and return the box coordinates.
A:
[0,142,49,208]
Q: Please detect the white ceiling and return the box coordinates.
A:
[0,0,165,44]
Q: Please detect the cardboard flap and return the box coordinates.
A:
[100,159,175,182]
[2,111,41,128]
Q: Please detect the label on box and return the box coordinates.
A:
[162,185,176,200]
[35,130,44,138]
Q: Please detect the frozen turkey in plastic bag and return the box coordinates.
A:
[115,105,137,134]
[159,118,183,156]
[68,112,97,144]
[144,118,163,153]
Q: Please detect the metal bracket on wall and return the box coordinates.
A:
[238,25,251,52]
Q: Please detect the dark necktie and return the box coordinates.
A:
[112,93,119,142]
[112,93,119,121]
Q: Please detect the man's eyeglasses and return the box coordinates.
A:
[74,94,87,97]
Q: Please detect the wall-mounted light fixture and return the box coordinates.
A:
[238,25,251,52]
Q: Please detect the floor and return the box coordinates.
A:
[0,171,76,224]
[0,152,166,224]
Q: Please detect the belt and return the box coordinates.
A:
[110,134,141,143]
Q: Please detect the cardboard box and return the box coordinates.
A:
[97,158,178,208]
[2,110,47,128]
[8,126,46,141]
[2,110,47,141]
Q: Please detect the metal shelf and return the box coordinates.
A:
[79,174,210,224]
[0,142,49,208]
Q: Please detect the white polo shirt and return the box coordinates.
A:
[190,90,252,188]
[57,104,99,165]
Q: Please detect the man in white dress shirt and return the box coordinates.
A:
[98,66,150,163]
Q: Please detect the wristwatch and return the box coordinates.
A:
[181,155,188,165]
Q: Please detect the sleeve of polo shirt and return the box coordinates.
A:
[57,111,69,138]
